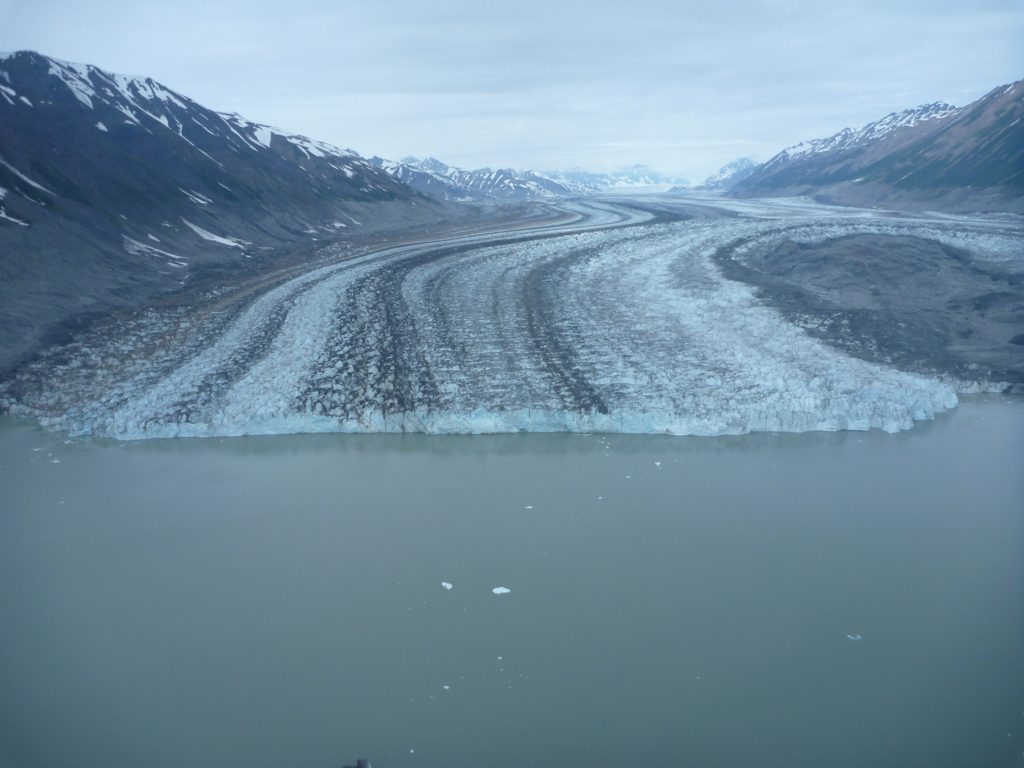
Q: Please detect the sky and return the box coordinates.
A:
[1,0,1021,181]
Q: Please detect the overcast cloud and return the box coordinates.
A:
[1,0,1021,179]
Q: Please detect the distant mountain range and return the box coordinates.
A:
[729,83,1023,211]
[370,156,579,201]
[547,165,690,191]
[369,157,690,201]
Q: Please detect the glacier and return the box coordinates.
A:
[3,197,1013,440]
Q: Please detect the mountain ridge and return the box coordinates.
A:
[0,50,449,371]
[731,82,1024,212]
[370,156,580,201]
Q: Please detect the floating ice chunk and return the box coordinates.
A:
[524,505,533,509]
[442,685,450,690]
[441,581,453,591]
[491,587,511,595]
[654,461,661,467]
[846,634,863,641]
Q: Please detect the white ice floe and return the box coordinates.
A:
[491,587,511,595]
[441,581,453,591]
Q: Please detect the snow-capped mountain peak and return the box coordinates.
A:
[730,78,1022,210]
[699,157,758,191]
[373,156,579,201]
[766,101,960,168]
[0,51,371,177]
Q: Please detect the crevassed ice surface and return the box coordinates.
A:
[8,197,1011,439]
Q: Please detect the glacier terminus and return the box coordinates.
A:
[3,195,1017,440]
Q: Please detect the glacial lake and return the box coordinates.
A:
[1,396,1022,768]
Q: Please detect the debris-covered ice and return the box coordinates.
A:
[3,197,1002,441]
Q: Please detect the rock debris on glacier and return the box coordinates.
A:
[1,198,1006,440]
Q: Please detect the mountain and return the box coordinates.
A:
[545,165,690,191]
[370,156,578,201]
[732,82,1024,211]
[0,50,443,371]
[696,157,758,192]
[369,158,691,199]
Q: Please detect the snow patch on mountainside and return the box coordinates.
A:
[181,219,248,247]
[0,155,56,197]
[122,236,188,267]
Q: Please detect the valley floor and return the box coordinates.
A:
[2,195,1021,438]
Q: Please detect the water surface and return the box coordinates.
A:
[1,398,1022,768]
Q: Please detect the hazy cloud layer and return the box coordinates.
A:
[2,0,1021,178]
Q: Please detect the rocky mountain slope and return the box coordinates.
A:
[732,82,1024,211]
[696,158,758,192]
[0,50,445,371]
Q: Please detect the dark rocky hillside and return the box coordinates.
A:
[0,51,446,371]
[732,81,1024,212]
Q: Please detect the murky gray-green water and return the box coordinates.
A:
[1,397,1023,768]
